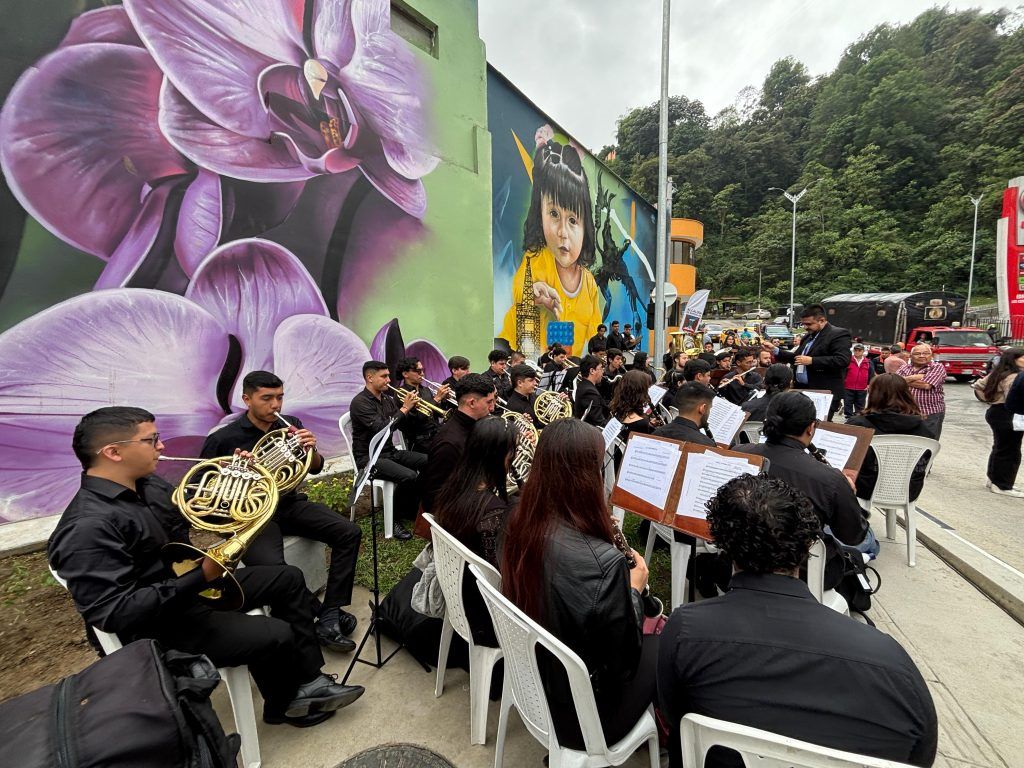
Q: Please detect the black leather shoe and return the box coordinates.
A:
[285,674,365,717]
[316,618,357,653]
[392,521,413,541]
[318,606,358,638]
[263,709,335,728]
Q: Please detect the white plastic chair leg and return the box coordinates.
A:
[468,645,502,745]
[885,506,897,540]
[646,733,660,768]
[905,503,917,567]
[669,540,691,610]
[643,523,657,563]
[493,676,513,768]
[382,483,395,539]
[435,615,453,697]
[221,665,261,768]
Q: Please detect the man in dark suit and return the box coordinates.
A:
[765,304,851,420]
[654,383,716,446]
[573,354,608,427]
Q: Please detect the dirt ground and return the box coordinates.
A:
[0,551,94,702]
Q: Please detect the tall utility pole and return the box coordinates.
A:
[653,0,671,369]
[757,268,762,311]
[967,193,983,311]
[768,184,812,327]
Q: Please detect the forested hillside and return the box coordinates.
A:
[600,7,1024,307]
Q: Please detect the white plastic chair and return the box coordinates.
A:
[679,712,916,767]
[471,564,659,768]
[338,412,398,539]
[805,539,849,616]
[50,567,263,768]
[856,435,941,567]
[643,522,708,609]
[422,513,503,745]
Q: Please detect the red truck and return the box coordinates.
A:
[821,291,998,382]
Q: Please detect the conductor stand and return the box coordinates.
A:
[342,419,429,683]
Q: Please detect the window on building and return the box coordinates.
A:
[390,1,437,57]
[670,240,695,266]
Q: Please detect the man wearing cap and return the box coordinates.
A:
[844,344,874,419]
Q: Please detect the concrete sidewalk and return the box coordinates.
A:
[225,519,1024,768]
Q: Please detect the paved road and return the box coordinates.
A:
[907,380,1024,575]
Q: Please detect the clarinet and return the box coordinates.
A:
[610,517,663,618]
[807,442,830,465]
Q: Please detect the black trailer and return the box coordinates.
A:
[820,291,967,346]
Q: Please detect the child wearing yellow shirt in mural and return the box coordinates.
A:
[499,140,602,357]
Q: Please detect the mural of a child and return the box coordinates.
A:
[498,139,602,357]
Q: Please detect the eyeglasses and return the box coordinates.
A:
[96,433,161,454]
[413,368,425,373]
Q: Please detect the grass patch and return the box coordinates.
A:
[2,555,57,607]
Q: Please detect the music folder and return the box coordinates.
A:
[610,433,766,540]
[812,420,874,472]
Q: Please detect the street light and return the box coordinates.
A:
[768,181,819,327]
[967,193,983,311]
[653,0,671,370]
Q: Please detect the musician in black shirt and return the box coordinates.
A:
[200,371,362,653]
[348,361,428,541]
[654,383,716,446]
[659,474,936,768]
[441,355,471,395]
[395,356,449,451]
[573,355,609,427]
[480,349,512,401]
[506,363,542,424]
[49,407,364,728]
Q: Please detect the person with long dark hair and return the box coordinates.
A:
[609,370,657,437]
[631,350,656,386]
[741,363,793,423]
[974,348,1024,497]
[501,419,655,750]
[735,391,873,588]
[434,416,517,568]
[846,374,934,502]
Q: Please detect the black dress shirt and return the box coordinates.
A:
[47,475,207,636]
[607,331,625,351]
[658,572,937,768]
[440,376,459,410]
[506,390,539,425]
[587,333,608,354]
[418,410,477,512]
[654,416,716,447]
[348,388,409,468]
[481,368,512,401]
[573,379,609,427]
[397,383,440,449]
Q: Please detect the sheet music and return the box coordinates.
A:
[539,371,554,390]
[617,436,681,510]
[803,391,834,421]
[811,428,859,470]
[352,419,395,502]
[554,370,567,390]
[707,397,746,445]
[648,385,667,406]
[676,452,757,520]
[602,417,623,451]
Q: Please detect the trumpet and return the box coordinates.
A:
[388,384,446,417]
[422,377,458,408]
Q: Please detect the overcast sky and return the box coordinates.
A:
[479,1,1020,151]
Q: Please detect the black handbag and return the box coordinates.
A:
[0,639,238,768]
[833,541,881,616]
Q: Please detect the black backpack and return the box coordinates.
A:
[0,639,239,768]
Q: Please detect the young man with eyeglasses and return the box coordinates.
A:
[396,356,449,452]
[200,370,363,653]
[49,407,365,728]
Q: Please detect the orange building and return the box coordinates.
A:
[667,218,702,327]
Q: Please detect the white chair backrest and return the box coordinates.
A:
[866,435,941,506]
[49,565,123,655]
[470,564,608,754]
[680,713,915,767]
[805,539,827,603]
[740,421,763,444]
[338,412,355,462]
[424,514,501,642]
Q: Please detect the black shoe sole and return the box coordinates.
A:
[317,635,357,653]
[263,709,335,728]
[285,685,365,718]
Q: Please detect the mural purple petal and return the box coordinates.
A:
[369,318,397,362]
[359,151,427,218]
[0,43,191,258]
[185,239,328,407]
[339,0,438,180]
[158,81,313,182]
[93,182,176,289]
[406,339,449,384]
[123,0,305,138]
[273,314,371,457]
[312,0,357,69]
[0,290,229,521]
[174,170,224,276]
[60,6,144,49]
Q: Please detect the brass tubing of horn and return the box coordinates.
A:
[388,384,446,416]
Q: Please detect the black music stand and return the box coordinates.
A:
[342,422,428,683]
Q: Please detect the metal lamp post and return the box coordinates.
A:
[653,0,671,370]
[967,193,983,311]
[768,184,812,327]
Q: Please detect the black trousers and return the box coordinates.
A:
[372,450,428,520]
[243,495,362,609]
[135,565,324,712]
[986,404,1022,490]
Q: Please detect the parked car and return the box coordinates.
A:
[699,322,725,343]
[743,308,772,320]
[762,323,795,346]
